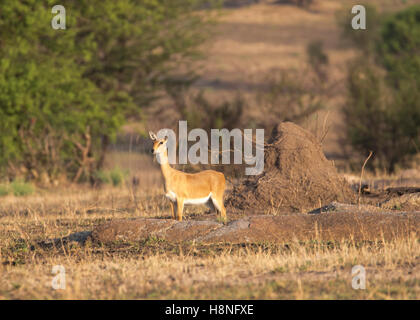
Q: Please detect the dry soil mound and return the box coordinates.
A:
[226,122,356,213]
[88,213,419,244]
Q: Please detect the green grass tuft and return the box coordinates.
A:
[0,180,35,197]
[0,184,10,196]
[10,180,35,196]
[109,167,128,186]
[94,170,111,185]
[94,167,129,186]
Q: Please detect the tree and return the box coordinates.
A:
[0,0,216,182]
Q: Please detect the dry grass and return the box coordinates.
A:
[0,179,418,300]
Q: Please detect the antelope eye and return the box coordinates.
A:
[159,142,162,145]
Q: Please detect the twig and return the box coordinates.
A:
[358,151,373,209]
[319,110,330,144]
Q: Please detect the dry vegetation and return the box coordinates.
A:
[191,0,420,162]
[1,1,420,300]
[0,168,419,299]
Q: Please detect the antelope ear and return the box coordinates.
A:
[163,136,168,142]
[149,131,157,141]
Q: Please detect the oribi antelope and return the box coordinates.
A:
[149,131,227,222]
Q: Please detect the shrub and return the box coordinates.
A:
[307,40,329,81]
[336,4,382,55]
[0,185,9,197]
[342,5,420,172]
[109,168,129,187]
[93,168,128,187]
[93,170,111,186]
[10,180,35,197]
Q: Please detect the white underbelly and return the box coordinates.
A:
[165,191,212,205]
[165,191,177,202]
[184,195,211,205]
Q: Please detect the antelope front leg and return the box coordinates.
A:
[169,201,176,220]
[176,198,184,221]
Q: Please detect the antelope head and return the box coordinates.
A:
[149,131,168,155]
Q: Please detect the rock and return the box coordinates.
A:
[39,231,92,248]
[308,202,385,214]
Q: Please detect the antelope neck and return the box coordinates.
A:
[157,150,173,179]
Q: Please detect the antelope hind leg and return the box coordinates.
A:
[176,198,184,221]
[211,196,227,222]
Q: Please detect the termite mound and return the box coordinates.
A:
[226,122,356,213]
